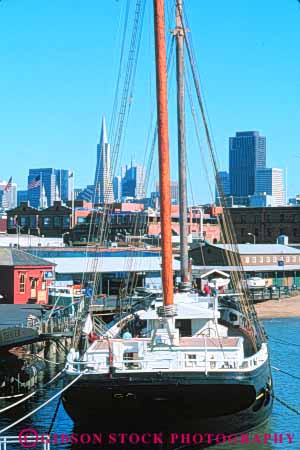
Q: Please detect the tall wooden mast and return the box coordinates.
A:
[153,0,173,307]
[175,0,189,285]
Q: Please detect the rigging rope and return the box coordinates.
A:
[179,5,266,349]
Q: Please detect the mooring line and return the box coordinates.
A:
[272,365,300,381]
[0,372,84,434]
[0,369,65,414]
[273,394,300,415]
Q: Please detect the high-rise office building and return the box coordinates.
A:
[55,169,72,203]
[17,190,28,206]
[170,181,179,205]
[255,168,285,206]
[121,162,145,200]
[93,117,114,204]
[77,185,94,202]
[215,171,230,204]
[0,180,17,210]
[155,180,179,205]
[229,131,266,197]
[113,176,122,201]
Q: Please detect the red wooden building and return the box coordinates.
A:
[0,248,55,305]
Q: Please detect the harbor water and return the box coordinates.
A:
[0,318,299,449]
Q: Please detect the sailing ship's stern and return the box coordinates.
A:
[62,358,273,436]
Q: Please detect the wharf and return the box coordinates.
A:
[0,304,74,350]
[89,296,133,315]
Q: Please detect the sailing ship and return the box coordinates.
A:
[62,0,273,438]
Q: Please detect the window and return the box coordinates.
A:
[29,216,36,228]
[8,217,15,227]
[31,278,37,289]
[43,217,51,226]
[186,354,197,368]
[63,216,70,227]
[19,274,25,294]
[53,216,61,227]
[20,217,27,226]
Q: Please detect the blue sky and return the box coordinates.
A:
[1,0,300,203]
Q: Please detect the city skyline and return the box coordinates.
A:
[1,1,300,203]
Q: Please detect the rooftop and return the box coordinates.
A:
[46,256,180,274]
[0,248,55,267]
[214,244,300,255]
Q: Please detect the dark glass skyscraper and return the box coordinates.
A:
[229,131,266,197]
[121,162,145,200]
[215,171,230,204]
[55,169,72,203]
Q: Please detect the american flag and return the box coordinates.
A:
[28,175,41,190]
[4,176,12,192]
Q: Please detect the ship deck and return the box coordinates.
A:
[89,336,240,351]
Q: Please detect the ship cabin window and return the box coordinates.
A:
[186,354,197,367]
[175,319,192,337]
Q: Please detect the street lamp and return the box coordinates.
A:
[248,232,256,244]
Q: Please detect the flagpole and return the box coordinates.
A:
[72,172,75,228]
[40,172,42,209]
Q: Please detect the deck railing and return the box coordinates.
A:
[66,343,268,374]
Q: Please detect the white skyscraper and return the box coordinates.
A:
[0,180,17,210]
[93,117,114,204]
[255,168,284,206]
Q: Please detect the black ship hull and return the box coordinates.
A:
[62,359,273,438]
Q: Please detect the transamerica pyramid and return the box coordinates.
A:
[93,116,114,204]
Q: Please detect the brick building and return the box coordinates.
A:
[0,248,55,304]
[228,206,300,244]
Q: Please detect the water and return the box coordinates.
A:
[0,319,299,450]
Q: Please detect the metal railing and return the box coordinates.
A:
[0,435,50,450]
